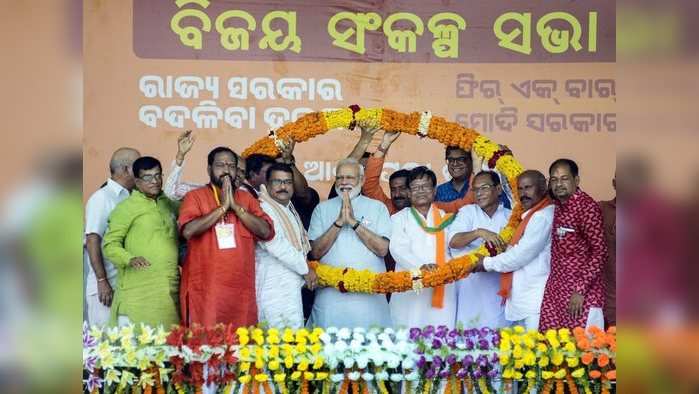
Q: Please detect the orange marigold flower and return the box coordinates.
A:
[581,352,594,365]
[597,354,610,367]
[606,326,616,335]
[577,339,590,351]
[589,370,602,379]
[605,370,616,380]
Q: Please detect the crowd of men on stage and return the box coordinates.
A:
[84,124,615,332]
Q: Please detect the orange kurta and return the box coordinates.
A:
[178,185,274,328]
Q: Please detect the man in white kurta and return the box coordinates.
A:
[84,148,140,326]
[390,167,457,329]
[255,164,313,328]
[449,171,511,329]
[307,158,392,329]
[473,170,554,331]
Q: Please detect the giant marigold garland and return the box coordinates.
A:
[243,106,525,295]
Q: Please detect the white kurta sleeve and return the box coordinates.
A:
[84,192,109,237]
[389,212,425,271]
[259,207,309,275]
[483,210,553,273]
[163,160,202,201]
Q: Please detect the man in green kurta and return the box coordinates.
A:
[103,156,180,327]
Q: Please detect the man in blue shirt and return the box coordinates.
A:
[436,146,472,202]
[436,146,510,208]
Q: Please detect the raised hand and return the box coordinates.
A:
[381,131,401,147]
[176,130,195,165]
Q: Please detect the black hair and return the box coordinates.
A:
[389,169,411,184]
[473,170,501,186]
[445,146,470,160]
[408,166,437,188]
[549,158,579,177]
[207,147,237,166]
[246,154,276,179]
[132,156,162,178]
[266,162,294,180]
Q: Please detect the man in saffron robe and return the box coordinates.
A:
[178,147,274,328]
[539,159,607,330]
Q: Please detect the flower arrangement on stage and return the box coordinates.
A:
[84,323,615,393]
[243,106,524,295]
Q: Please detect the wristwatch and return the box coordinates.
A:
[352,221,361,231]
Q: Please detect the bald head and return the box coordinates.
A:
[109,147,140,190]
[110,148,140,175]
[518,170,546,189]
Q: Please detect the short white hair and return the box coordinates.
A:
[335,157,364,179]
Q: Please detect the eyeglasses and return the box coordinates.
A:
[446,157,469,165]
[409,184,434,193]
[270,179,294,187]
[213,162,237,171]
[473,184,495,194]
[139,173,162,183]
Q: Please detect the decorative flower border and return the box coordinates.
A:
[243,106,525,294]
[83,323,616,394]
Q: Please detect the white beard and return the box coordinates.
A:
[335,184,361,199]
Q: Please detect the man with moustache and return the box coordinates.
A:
[178,147,274,328]
[448,171,511,329]
[307,158,393,328]
[84,147,140,326]
[102,156,180,327]
[389,166,458,328]
[539,159,607,330]
[255,163,317,328]
[471,170,554,330]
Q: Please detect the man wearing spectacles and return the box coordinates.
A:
[255,163,317,328]
[102,156,181,327]
[178,147,274,329]
[435,146,473,203]
[448,171,512,329]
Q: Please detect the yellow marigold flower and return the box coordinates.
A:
[513,345,523,358]
[255,359,264,369]
[298,359,309,371]
[511,335,522,346]
[284,357,294,369]
[239,335,250,346]
[255,347,265,358]
[283,329,295,343]
[537,343,548,353]
[500,341,511,352]
[500,355,510,365]
[551,351,564,366]
[296,343,307,353]
[311,327,324,337]
[274,373,286,383]
[523,351,536,366]
[236,327,249,337]
[503,369,514,379]
[542,371,554,380]
[538,356,550,368]
[564,342,576,353]
[525,370,537,379]
[558,328,571,340]
[571,368,585,378]
[268,328,280,337]
[240,347,251,359]
[514,372,523,380]
[240,362,251,372]
[513,326,525,334]
[310,343,322,355]
[238,375,252,384]
[315,372,329,381]
[313,357,324,370]
[291,371,302,381]
[514,360,524,370]
[554,369,567,379]
[523,336,535,349]
[255,374,269,382]
[269,360,280,371]
[269,346,280,358]
[304,372,315,380]
[566,357,579,368]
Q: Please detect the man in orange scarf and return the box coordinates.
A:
[472,170,554,330]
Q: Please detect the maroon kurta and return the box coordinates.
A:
[540,189,607,330]
[599,198,616,327]
[178,185,274,328]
